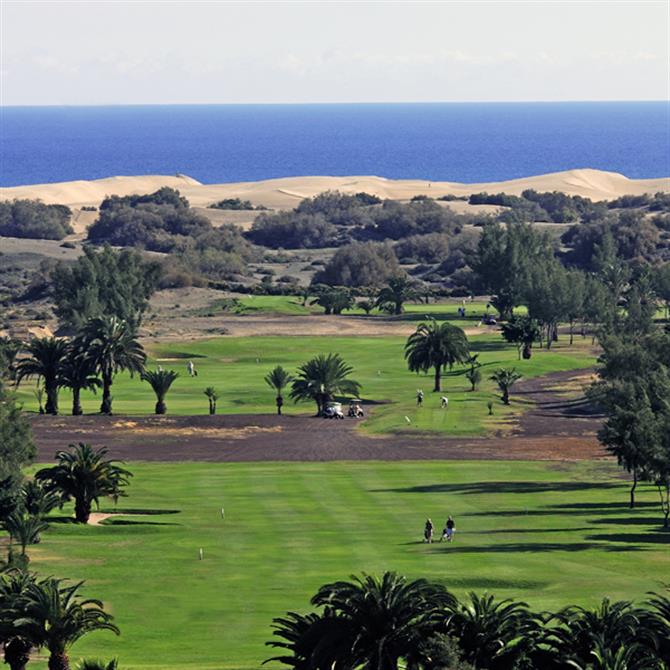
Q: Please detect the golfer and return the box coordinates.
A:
[424,518,434,543]
[445,516,455,542]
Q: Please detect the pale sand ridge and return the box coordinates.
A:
[1,169,668,211]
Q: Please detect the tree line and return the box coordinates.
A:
[266,571,670,670]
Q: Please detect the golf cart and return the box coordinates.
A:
[323,401,344,419]
[348,399,365,418]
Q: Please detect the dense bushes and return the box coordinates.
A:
[50,246,162,328]
[87,189,211,252]
[313,242,400,287]
[394,233,450,263]
[208,198,258,210]
[0,200,73,240]
[247,212,338,249]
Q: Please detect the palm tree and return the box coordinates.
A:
[35,443,132,524]
[60,347,101,416]
[3,512,49,558]
[290,354,361,415]
[376,275,417,315]
[203,387,219,415]
[545,598,657,670]
[265,366,293,415]
[76,661,119,670]
[0,569,36,670]
[78,316,146,415]
[17,578,119,670]
[444,592,541,669]
[307,572,455,670]
[21,479,61,518]
[490,368,522,405]
[465,354,482,391]
[14,337,69,415]
[644,590,670,666]
[141,369,179,415]
[404,319,470,393]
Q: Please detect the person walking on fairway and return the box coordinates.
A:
[424,518,434,543]
[443,516,455,542]
[416,389,424,406]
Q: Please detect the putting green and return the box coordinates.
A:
[25,460,669,669]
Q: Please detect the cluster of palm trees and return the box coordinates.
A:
[13,316,146,416]
[2,443,131,576]
[265,355,362,416]
[405,319,523,404]
[267,571,670,670]
[0,570,118,670]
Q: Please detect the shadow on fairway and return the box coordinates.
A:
[589,516,665,526]
[97,508,181,515]
[444,577,551,590]
[101,519,181,527]
[428,541,644,553]
[372,481,622,495]
[586,532,670,545]
[547,501,657,511]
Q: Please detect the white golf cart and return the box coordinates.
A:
[323,401,345,419]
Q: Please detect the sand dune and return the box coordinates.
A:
[1,169,668,211]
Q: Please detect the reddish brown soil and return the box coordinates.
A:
[31,370,607,463]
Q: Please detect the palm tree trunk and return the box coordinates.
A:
[48,651,70,670]
[75,497,91,524]
[71,387,83,416]
[276,394,283,415]
[155,398,166,414]
[4,637,31,670]
[433,366,441,392]
[394,300,402,315]
[101,375,113,415]
[630,468,637,509]
[502,387,510,405]
[45,383,59,415]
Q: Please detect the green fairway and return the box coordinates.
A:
[26,460,669,670]
[16,334,595,436]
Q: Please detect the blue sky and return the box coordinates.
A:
[1,1,668,105]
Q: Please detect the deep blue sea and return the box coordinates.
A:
[1,102,669,187]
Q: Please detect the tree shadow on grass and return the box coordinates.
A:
[546,502,657,511]
[372,482,621,495]
[427,542,644,554]
[443,577,550,590]
[101,519,181,527]
[96,508,181,515]
[469,527,594,535]
[589,516,665,526]
[586,532,670,545]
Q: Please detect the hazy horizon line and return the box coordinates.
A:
[2,99,668,109]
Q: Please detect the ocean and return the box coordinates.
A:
[0,102,668,187]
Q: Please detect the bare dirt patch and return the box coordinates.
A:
[31,371,606,463]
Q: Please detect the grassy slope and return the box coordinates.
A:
[27,460,669,670]
[16,333,594,436]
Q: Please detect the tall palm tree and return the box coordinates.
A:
[78,317,146,415]
[60,347,101,416]
[0,569,36,670]
[16,578,119,670]
[404,319,470,392]
[290,354,361,415]
[203,387,219,415]
[141,369,179,415]
[3,511,49,558]
[265,366,293,415]
[376,275,417,315]
[444,592,541,670]
[35,443,132,524]
[14,337,69,415]
[307,572,455,670]
[490,368,522,405]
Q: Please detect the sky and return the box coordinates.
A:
[1,0,668,105]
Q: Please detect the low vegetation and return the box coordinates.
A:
[0,200,73,240]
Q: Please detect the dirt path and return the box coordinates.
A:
[31,370,606,463]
